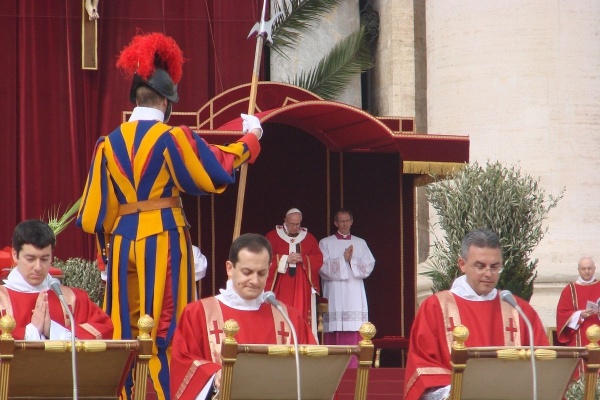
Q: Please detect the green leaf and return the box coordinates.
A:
[53,257,105,306]
[44,198,82,236]
[422,161,565,300]
[288,25,374,100]
[270,0,345,56]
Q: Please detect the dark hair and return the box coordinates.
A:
[229,233,272,265]
[12,220,56,255]
[334,208,353,221]
[135,85,164,106]
[460,228,501,259]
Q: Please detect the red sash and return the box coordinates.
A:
[435,291,521,351]
[201,297,291,364]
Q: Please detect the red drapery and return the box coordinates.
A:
[0,0,261,260]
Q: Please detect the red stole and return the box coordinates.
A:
[200,297,291,364]
[435,291,521,350]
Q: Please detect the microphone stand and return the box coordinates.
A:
[264,293,301,400]
[276,305,301,400]
[51,279,78,400]
[513,304,537,400]
[501,290,537,400]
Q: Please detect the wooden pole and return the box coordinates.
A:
[232,20,266,240]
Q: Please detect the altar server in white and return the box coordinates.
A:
[319,208,375,366]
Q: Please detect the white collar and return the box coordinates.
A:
[128,106,165,122]
[3,268,53,293]
[576,276,598,285]
[450,275,498,301]
[215,280,265,310]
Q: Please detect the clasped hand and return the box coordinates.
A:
[288,252,302,264]
[31,291,51,338]
[344,245,354,262]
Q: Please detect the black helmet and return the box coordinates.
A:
[129,68,179,104]
[117,33,184,105]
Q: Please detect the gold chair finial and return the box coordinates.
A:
[0,315,16,339]
[359,322,377,343]
[586,324,600,350]
[223,319,240,344]
[452,325,469,350]
[137,314,155,340]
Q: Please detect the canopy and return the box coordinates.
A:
[163,81,469,175]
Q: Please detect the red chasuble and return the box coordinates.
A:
[404,291,548,400]
[170,298,316,400]
[0,286,113,339]
[265,227,323,327]
[556,281,600,346]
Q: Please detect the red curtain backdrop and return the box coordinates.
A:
[0,1,415,341]
[0,0,261,260]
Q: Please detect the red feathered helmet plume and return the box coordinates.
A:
[116,32,184,104]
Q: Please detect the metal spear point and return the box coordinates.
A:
[247,0,283,43]
[233,0,282,240]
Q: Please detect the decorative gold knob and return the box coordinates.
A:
[359,322,376,342]
[223,319,240,344]
[452,325,469,350]
[0,315,16,339]
[137,314,155,339]
[586,324,600,350]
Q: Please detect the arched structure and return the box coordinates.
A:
[156,82,469,348]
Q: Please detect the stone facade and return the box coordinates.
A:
[422,0,600,329]
[271,0,600,330]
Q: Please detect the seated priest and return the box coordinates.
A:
[0,219,113,340]
[404,228,548,400]
[170,233,317,400]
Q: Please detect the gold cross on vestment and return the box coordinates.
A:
[210,320,224,344]
[505,317,518,342]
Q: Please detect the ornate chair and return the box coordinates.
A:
[0,315,154,399]
[218,320,376,400]
[448,324,600,400]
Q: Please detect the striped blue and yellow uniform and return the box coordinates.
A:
[77,119,260,399]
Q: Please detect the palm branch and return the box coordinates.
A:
[289,25,374,100]
[270,0,344,56]
[44,198,82,236]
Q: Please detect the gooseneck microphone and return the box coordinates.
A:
[49,278,78,400]
[500,290,537,400]
[263,291,301,400]
[263,291,281,308]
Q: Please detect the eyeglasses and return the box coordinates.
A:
[473,265,503,274]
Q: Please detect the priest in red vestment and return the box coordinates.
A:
[265,208,323,337]
[556,256,600,347]
[404,229,548,400]
[0,220,112,340]
[170,233,316,400]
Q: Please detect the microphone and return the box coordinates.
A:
[49,278,78,400]
[499,290,519,308]
[262,291,301,400]
[500,290,537,400]
[263,291,281,308]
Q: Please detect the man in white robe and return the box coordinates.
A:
[319,208,375,366]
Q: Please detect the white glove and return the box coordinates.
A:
[241,113,263,138]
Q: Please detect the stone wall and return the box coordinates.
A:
[271,0,600,330]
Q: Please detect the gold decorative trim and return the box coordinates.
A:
[78,341,107,352]
[403,161,466,175]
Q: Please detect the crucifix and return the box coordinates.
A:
[82,0,99,69]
